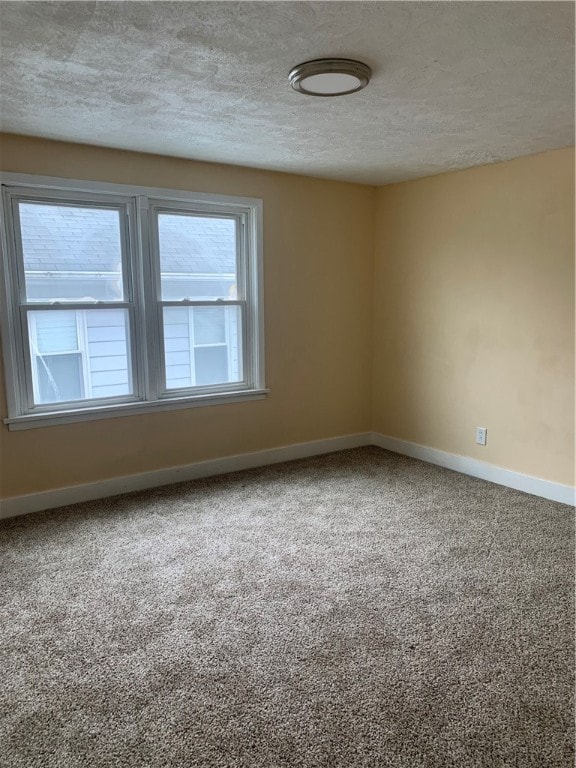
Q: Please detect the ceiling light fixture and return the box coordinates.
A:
[289,58,372,97]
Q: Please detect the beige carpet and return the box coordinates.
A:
[1,447,573,767]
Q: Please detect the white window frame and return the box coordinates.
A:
[0,173,267,430]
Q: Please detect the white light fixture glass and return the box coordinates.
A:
[289,59,371,97]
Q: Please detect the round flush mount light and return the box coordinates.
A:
[289,58,371,97]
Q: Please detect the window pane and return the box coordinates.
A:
[34,310,78,353]
[37,354,83,404]
[193,306,226,345]
[19,202,125,302]
[194,346,228,386]
[29,309,132,404]
[163,305,243,390]
[158,213,237,300]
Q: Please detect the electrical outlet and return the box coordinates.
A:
[476,427,487,446]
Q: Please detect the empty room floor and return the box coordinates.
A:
[1,447,573,767]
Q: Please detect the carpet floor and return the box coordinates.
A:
[0,447,573,768]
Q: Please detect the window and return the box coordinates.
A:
[0,174,265,429]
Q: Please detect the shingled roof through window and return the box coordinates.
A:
[20,204,236,275]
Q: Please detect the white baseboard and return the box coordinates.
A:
[0,433,372,520]
[371,432,575,506]
[2,430,573,520]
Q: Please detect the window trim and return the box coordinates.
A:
[0,173,267,430]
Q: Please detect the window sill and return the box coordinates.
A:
[3,389,270,431]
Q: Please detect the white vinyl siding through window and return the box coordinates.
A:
[0,174,265,429]
[85,309,132,399]
[29,309,131,403]
[163,306,241,390]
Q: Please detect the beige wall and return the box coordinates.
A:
[0,136,574,498]
[0,134,376,497]
[373,147,575,485]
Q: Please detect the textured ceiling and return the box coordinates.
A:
[0,1,574,185]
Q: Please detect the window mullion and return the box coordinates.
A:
[137,195,163,401]
[123,198,147,404]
